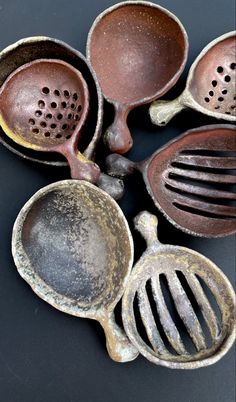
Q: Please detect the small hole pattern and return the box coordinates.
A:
[28,87,83,143]
[203,61,236,116]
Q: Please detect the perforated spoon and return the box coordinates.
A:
[150,31,236,125]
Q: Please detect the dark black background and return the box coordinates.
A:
[0,1,235,401]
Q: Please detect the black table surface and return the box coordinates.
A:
[0,1,235,401]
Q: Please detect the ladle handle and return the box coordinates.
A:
[134,211,161,249]
[96,173,125,200]
[99,312,139,363]
[149,95,186,126]
[66,148,101,183]
[104,104,133,154]
[106,153,137,178]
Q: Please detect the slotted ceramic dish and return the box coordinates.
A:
[106,125,236,237]
[122,211,236,369]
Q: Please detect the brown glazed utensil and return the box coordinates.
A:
[122,211,236,369]
[150,31,236,125]
[0,36,104,167]
[106,125,236,237]
[0,58,101,183]
[12,180,139,363]
[87,1,188,153]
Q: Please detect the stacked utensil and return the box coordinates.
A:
[0,1,235,368]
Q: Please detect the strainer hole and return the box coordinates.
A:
[224,75,231,82]
[51,123,57,129]
[71,103,75,109]
[218,97,224,102]
[35,110,42,117]
[66,135,71,139]
[212,80,217,87]
[73,93,78,101]
[230,63,236,70]
[57,113,63,120]
[61,102,67,108]
[51,102,57,109]
[217,66,223,73]
[234,96,236,100]
[62,124,68,130]
[29,119,35,125]
[73,125,76,130]
[231,105,236,109]
[56,133,62,139]
[45,132,50,137]
[215,106,220,109]
[75,114,80,121]
[54,90,60,96]
[46,113,52,120]
[68,113,72,120]
[42,87,50,95]
[64,90,70,98]
[40,121,47,128]
[204,97,210,103]
[38,100,45,108]
[225,112,231,115]
[77,105,82,112]
[222,89,227,95]
[209,91,214,96]
[32,128,39,134]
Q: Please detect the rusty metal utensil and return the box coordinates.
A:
[150,31,236,125]
[0,36,104,167]
[87,1,188,153]
[0,58,101,183]
[106,125,236,237]
[12,180,139,363]
[122,211,236,369]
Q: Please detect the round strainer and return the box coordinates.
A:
[0,58,100,182]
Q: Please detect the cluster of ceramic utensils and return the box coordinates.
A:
[0,1,235,367]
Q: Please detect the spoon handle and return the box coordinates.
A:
[104,103,133,154]
[99,312,139,363]
[106,153,137,178]
[149,94,186,126]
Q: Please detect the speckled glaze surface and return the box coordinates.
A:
[0,58,102,183]
[87,1,188,153]
[12,180,138,363]
[0,36,104,166]
[106,124,236,237]
[150,31,236,125]
[122,211,236,369]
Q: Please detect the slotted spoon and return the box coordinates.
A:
[106,125,236,237]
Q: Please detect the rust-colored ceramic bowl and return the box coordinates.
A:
[87,1,188,153]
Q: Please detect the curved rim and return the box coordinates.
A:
[87,0,189,108]
[184,31,236,122]
[142,123,236,238]
[122,243,236,369]
[0,36,104,165]
[0,58,90,152]
[12,180,134,320]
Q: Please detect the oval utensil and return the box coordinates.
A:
[0,58,101,183]
[0,36,103,167]
[150,31,236,125]
[87,1,188,153]
[12,180,138,363]
[122,211,236,369]
[106,125,236,237]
